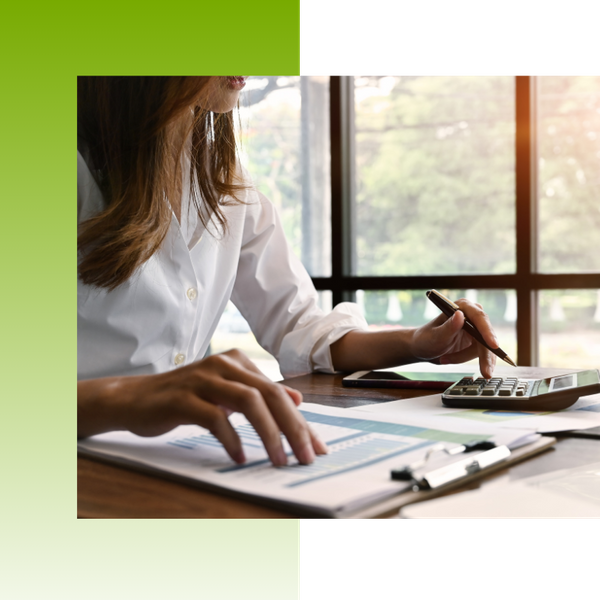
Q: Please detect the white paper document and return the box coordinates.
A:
[401,461,600,518]
[77,403,537,517]
[353,392,600,433]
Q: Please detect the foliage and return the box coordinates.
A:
[537,76,600,272]
[237,76,600,329]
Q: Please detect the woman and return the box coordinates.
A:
[77,76,499,467]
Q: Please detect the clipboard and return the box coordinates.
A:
[78,400,558,520]
[338,435,556,519]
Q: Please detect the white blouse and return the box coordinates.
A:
[77,151,368,380]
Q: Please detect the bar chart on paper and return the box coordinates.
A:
[168,423,265,450]
[166,409,491,489]
[77,403,532,516]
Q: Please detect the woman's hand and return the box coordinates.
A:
[331,298,498,379]
[77,349,328,466]
[411,298,498,378]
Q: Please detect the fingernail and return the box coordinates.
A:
[299,443,315,465]
[314,437,329,455]
[274,447,288,467]
[308,426,328,455]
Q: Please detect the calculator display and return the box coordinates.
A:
[550,374,576,391]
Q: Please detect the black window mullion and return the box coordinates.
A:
[311,273,600,293]
[515,76,538,366]
[323,76,557,370]
[330,76,356,305]
[330,76,343,306]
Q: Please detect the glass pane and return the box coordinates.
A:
[359,289,517,370]
[210,292,333,381]
[539,290,600,369]
[353,76,515,276]
[538,77,600,273]
[238,76,331,277]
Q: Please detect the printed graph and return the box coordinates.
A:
[165,409,493,487]
[167,423,264,451]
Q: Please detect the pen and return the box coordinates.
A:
[392,445,512,490]
[426,289,517,367]
[392,443,510,492]
[391,440,498,481]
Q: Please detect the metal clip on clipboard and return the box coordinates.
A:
[391,443,512,491]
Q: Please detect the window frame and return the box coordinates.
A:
[310,76,599,367]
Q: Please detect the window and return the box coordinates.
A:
[211,76,600,377]
[211,77,331,380]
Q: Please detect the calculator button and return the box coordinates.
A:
[498,389,513,396]
[515,389,525,396]
[481,388,496,396]
[449,388,464,395]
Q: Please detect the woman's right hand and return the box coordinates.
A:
[77,349,328,466]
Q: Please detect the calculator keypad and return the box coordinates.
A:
[447,377,531,399]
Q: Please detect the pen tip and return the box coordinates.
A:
[505,357,517,367]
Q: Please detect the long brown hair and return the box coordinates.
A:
[77,76,246,290]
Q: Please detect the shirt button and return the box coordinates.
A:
[186,287,197,301]
[174,353,186,366]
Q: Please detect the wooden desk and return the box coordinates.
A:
[78,367,600,518]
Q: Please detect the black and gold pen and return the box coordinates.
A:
[426,289,517,367]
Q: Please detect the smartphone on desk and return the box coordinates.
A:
[342,369,476,390]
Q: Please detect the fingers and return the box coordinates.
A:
[211,379,292,466]
[413,310,463,360]
[453,299,498,378]
[438,310,464,336]
[308,424,329,455]
[439,347,494,379]
[171,393,246,464]
[190,351,324,465]
[427,304,495,377]
[439,345,478,365]
[220,350,304,407]
[439,335,496,379]
[479,348,497,379]
[201,403,246,464]
[455,299,498,349]
[282,385,303,407]
[474,330,497,378]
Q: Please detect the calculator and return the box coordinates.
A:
[441,369,600,411]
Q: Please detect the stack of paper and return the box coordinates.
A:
[78,403,539,517]
[400,462,600,518]
[353,391,600,433]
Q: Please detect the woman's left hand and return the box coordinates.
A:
[411,298,498,379]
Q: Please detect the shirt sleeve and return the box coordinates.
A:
[230,190,368,378]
